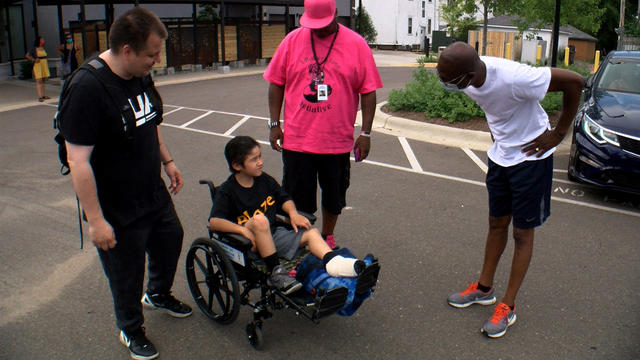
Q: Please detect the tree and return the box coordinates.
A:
[494,0,605,36]
[595,0,639,51]
[355,6,377,44]
[198,3,220,22]
[439,0,479,42]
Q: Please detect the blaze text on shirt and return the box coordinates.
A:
[236,196,276,225]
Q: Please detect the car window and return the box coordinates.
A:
[598,60,640,94]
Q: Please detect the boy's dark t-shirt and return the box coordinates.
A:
[210,172,291,230]
[58,57,169,228]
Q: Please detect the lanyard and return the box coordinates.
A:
[310,25,339,69]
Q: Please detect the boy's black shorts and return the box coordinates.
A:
[486,155,553,229]
[282,149,350,215]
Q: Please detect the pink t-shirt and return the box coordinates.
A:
[264,24,383,154]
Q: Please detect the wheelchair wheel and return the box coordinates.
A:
[186,237,240,324]
[246,322,264,350]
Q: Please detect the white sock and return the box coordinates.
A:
[325,255,358,277]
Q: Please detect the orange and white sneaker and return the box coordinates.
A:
[481,302,517,338]
[447,282,496,308]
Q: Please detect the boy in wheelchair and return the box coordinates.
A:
[209,136,368,295]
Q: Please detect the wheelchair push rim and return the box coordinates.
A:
[185,237,240,324]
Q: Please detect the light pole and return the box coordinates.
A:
[551,0,560,67]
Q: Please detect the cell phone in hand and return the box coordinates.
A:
[354,147,362,162]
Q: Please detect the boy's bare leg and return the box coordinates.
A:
[300,228,331,259]
[478,215,511,288]
[301,227,362,277]
[501,227,534,307]
[244,215,276,257]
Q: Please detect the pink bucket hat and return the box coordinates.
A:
[300,0,336,29]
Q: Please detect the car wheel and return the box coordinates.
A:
[567,139,580,183]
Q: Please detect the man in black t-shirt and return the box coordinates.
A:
[210,136,369,295]
[59,8,190,360]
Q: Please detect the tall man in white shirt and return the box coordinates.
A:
[438,42,584,338]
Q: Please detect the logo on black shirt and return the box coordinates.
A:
[129,92,157,127]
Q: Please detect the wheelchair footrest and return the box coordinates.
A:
[355,262,380,295]
[315,287,349,319]
[288,287,348,320]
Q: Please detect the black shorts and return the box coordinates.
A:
[281,149,350,215]
[486,155,553,229]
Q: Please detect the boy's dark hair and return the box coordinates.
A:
[224,136,259,173]
[109,7,167,54]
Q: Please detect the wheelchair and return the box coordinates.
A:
[185,180,380,350]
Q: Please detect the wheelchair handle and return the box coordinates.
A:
[199,179,216,202]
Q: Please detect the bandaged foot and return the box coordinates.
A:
[323,253,365,277]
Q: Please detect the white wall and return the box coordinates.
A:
[363,0,441,47]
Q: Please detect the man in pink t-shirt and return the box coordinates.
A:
[264,0,382,248]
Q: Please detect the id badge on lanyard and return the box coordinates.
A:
[317,84,328,101]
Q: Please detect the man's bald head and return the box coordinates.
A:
[436,41,486,89]
[439,42,479,71]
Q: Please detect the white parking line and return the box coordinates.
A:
[161,110,640,219]
[398,136,423,172]
[224,116,252,136]
[461,147,488,174]
[162,123,270,146]
[163,106,184,116]
[461,148,579,185]
[165,103,269,120]
[180,110,213,128]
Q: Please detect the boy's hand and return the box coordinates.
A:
[240,226,257,252]
[289,212,311,233]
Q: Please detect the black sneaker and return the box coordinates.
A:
[141,292,193,318]
[269,265,303,295]
[119,327,158,360]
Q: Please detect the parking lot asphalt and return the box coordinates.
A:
[1,64,639,360]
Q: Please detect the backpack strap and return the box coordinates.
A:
[82,58,137,145]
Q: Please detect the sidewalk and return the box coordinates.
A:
[0,50,563,153]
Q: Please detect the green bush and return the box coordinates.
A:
[387,66,484,123]
[388,65,569,122]
[416,54,438,63]
[540,92,563,114]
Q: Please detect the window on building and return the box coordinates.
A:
[408,18,413,34]
[428,19,432,34]
[422,1,426,17]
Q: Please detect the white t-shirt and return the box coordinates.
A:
[464,56,552,167]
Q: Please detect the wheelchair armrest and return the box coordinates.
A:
[217,232,252,250]
[275,211,316,225]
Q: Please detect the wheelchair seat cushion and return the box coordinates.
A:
[295,247,378,316]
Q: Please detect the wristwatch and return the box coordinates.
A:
[268,121,281,129]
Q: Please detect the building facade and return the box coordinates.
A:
[1,0,352,79]
[362,0,442,50]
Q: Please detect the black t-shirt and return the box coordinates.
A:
[210,173,291,229]
[59,58,169,228]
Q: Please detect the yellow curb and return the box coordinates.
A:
[377,62,437,68]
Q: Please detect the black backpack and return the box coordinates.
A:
[53,57,163,247]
